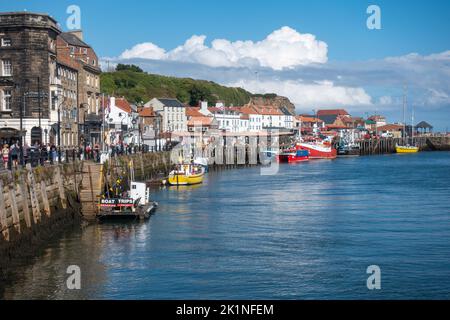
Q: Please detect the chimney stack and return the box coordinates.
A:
[200,101,208,113]
[68,29,83,41]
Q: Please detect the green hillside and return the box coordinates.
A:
[100,67,253,106]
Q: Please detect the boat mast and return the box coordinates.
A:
[403,85,407,141]
[412,105,415,142]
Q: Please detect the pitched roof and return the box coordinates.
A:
[296,116,323,123]
[139,107,155,117]
[59,32,90,48]
[368,115,386,121]
[416,121,433,129]
[318,114,339,125]
[187,116,214,126]
[186,107,203,117]
[157,98,185,108]
[377,124,403,131]
[317,109,349,116]
[115,98,132,113]
[240,105,259,115]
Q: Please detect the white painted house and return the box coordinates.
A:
[145,98,187,133]
[104,96,133,145]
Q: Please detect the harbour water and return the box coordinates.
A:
[1,152,450,299]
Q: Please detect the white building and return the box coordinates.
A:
[145,98,187,133]
[104,96,133,145]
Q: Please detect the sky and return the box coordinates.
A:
[1,0,450,130]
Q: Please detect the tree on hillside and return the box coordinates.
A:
[189,85,217,106]
[115,64,144,73]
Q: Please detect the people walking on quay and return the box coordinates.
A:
[85,143,92,160]
[10,142,19,170]
[50,144,57,164]
[40,144,47,166]
[2,144,9,170]
[23,142,29,164]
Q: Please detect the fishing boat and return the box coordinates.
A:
[98,181,158,220]
[297,117,337,159]
[167,164,205,186]
[396,85,419,154]
[298,141,337,159]
[98,160,158,220]
[277,145,309,163]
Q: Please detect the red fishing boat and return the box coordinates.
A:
[277,145,309,163]
[297,141,337,159]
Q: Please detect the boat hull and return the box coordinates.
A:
[98,201,158,221]
[277,148,309,163]
[298,143,337,159]
[337,147,361,157]
[277,154,309,163]
[168,172,204,185]
[396,146,419,153]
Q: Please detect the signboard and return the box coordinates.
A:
[100,198,134,207]
[24,91,49,98]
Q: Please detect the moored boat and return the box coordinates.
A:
[298,142,337,159]
[168,164,205,186]
[98,181,158,221]
[337,145,361,157]
[277,145,309,163]
[396,85,420,154]
[395,144,419,153]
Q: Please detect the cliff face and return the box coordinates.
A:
[250,94,296,114]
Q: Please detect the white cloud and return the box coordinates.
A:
[427,89,450,106]
[229,79,372,110]
[379,96,393,105]
[120,42,166,60]
[118,26,328,70]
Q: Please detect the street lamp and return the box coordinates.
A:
[55,89,66,164]
[13,82,24,165]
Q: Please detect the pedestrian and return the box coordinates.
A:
[51,144,57,163]
[40,144,47,166]
[2,144,9,170]
[23,142,29,164]
[10,142,19,169]
[86,143,92,160]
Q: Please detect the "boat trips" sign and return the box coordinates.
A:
[100,198,134,207]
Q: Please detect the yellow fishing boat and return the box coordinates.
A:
[396,145,419,153]
[167,164,205,186]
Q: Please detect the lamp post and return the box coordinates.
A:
[156,116,161,152]
[56,89,66,164]
[58,104,61,163]
[13,82,25,166]
[37,76,42,144]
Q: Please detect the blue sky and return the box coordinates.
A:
[2,0,450,130]
[2,0,449,59]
